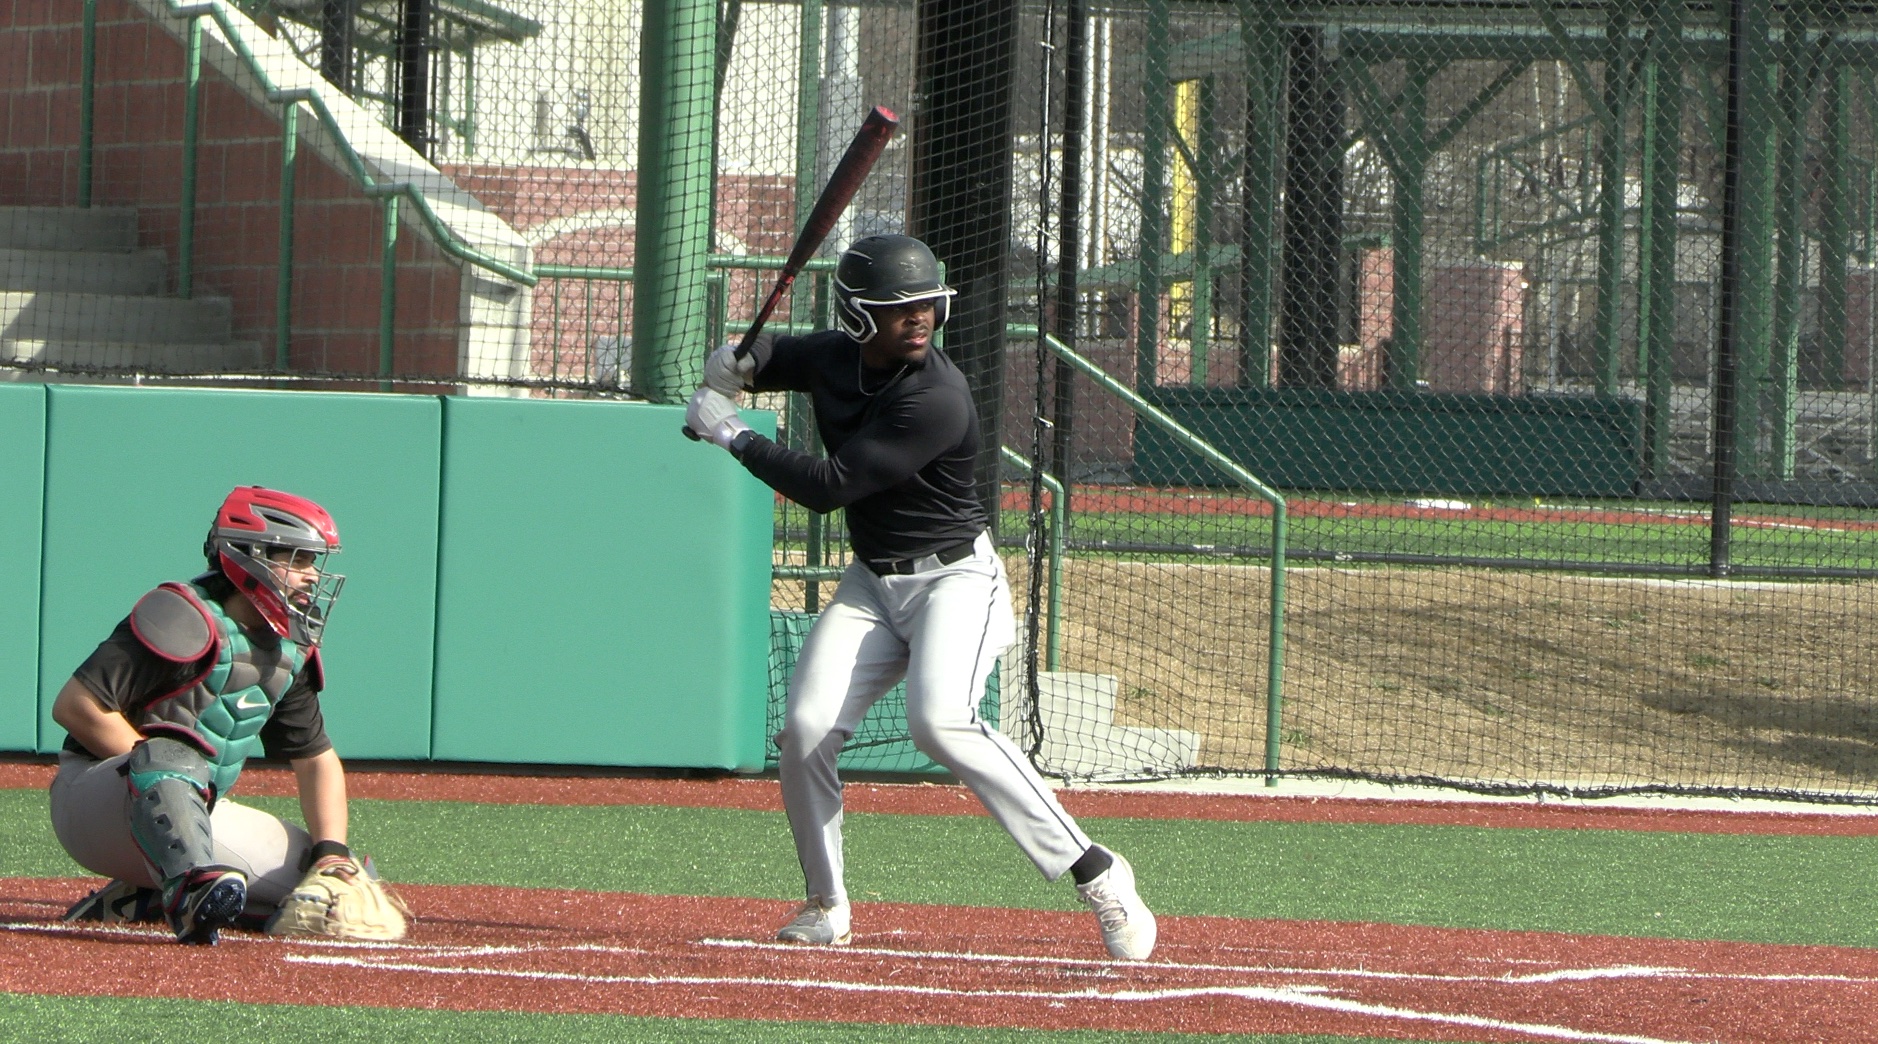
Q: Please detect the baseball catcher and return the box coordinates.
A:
[49,486,409,944]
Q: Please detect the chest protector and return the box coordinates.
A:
[129,581,307,796]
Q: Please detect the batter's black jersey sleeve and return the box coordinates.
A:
[737,330,987,563]
[65,617,333,761]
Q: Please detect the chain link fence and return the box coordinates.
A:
[6,0,1876,798]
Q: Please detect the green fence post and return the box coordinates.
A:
[1136,0,1169,395]
[378,191,401,388]
[632,0,716,403]
[1819,62,1852,390]
[1237,0,1281,388]
[1388,60,1436,389]
[179,14,202,298]
[1734,0,1779,477]
[1593,9,1634,396]
[273,93,309,370]
[1770,6,1815,478]
[1638,0,1682,477]
[79,0,97,208]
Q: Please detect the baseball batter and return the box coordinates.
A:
[686,234,1155,960]
[48,486,404,944]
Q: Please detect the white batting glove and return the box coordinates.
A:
[686,387,751,450]
[703,344,756,397]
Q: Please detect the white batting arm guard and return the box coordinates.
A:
[703,344,757,396]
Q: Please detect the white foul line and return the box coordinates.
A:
[699,936,1878,986]
[279,951,1711,1044]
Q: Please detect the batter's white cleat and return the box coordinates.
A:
[776,896,852,946]
[1077,846,1156,960]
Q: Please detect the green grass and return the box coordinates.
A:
[790,493,1878,572]
[7,790,1878,949]
[1041,510,1878,572]
[0,994,1422,1044]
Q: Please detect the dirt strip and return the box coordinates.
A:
[4,758,1873,836]
[4,877,1872,1042]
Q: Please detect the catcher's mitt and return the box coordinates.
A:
[265,853,411,941]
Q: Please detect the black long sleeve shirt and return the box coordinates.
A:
[737,330,987,564]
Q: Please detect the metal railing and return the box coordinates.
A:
[79,0,538,374]
[1037,332,1291,783]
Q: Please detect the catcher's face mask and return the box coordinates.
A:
[205,486,345,647]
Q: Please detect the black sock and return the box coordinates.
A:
[1069,845,1113,885]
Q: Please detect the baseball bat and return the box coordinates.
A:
[683,105,900,441]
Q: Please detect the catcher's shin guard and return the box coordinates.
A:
[123,736,217,886]
[164,866,247,945]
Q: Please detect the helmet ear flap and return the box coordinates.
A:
[836,291,878,342]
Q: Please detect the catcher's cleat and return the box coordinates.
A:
[63,879,162,925]
[775,896,852,946]
[1076,846,1156,961]
[164,867,248,945]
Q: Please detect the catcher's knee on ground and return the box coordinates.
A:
[124,736,217,885]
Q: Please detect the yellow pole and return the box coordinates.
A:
[1171,78,1199,380]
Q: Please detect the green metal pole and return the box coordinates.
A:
[631,0,716,403]
[79,0,97,208]
[1264,498,1286,786]
[1136,0,1169,395]
[1593,14,1634,396]
[1734,0,1778,476]
[1237,0,1280,388]
[793,0,823,272]
[275,98,302,370]
[462,46,477,157]
[379,193,400,387]
[1770,10,1814,477]
[1819,62,1851,390]
[1388,60,1435,389]
[1639,0,1681,478]
[795,0,825,610]
[179,16,202,299]
[1040,332,1287,781]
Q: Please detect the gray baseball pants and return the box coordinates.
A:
[49,750,313,907]
[775,532,1092,906]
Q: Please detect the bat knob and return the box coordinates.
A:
[681,425,702,442]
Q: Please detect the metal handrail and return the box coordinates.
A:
[81,1,537,369]
[1038,332,1289,783]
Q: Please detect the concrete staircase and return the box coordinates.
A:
[0,206,261,375]
[998,662,1201,780]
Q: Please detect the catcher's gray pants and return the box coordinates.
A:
[49,750,312,909]
[776,532,1092,907]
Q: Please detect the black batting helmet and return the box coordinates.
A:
[833,235,956,343]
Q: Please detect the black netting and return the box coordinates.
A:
[9,0,1877,800]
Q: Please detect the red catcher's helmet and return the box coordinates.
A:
[203,487,345,647]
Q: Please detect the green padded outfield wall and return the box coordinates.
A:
[1134,389,1643,497]
[428,397,772,771]
[36,386,443,761]
[0,385,46,752]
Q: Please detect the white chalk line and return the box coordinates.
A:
[699,936,1878,986]
[12,918,1862,1044]
[12,918,1875,987]
[279,952,1704,1044]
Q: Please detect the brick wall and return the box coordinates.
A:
[0,0,464,378]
